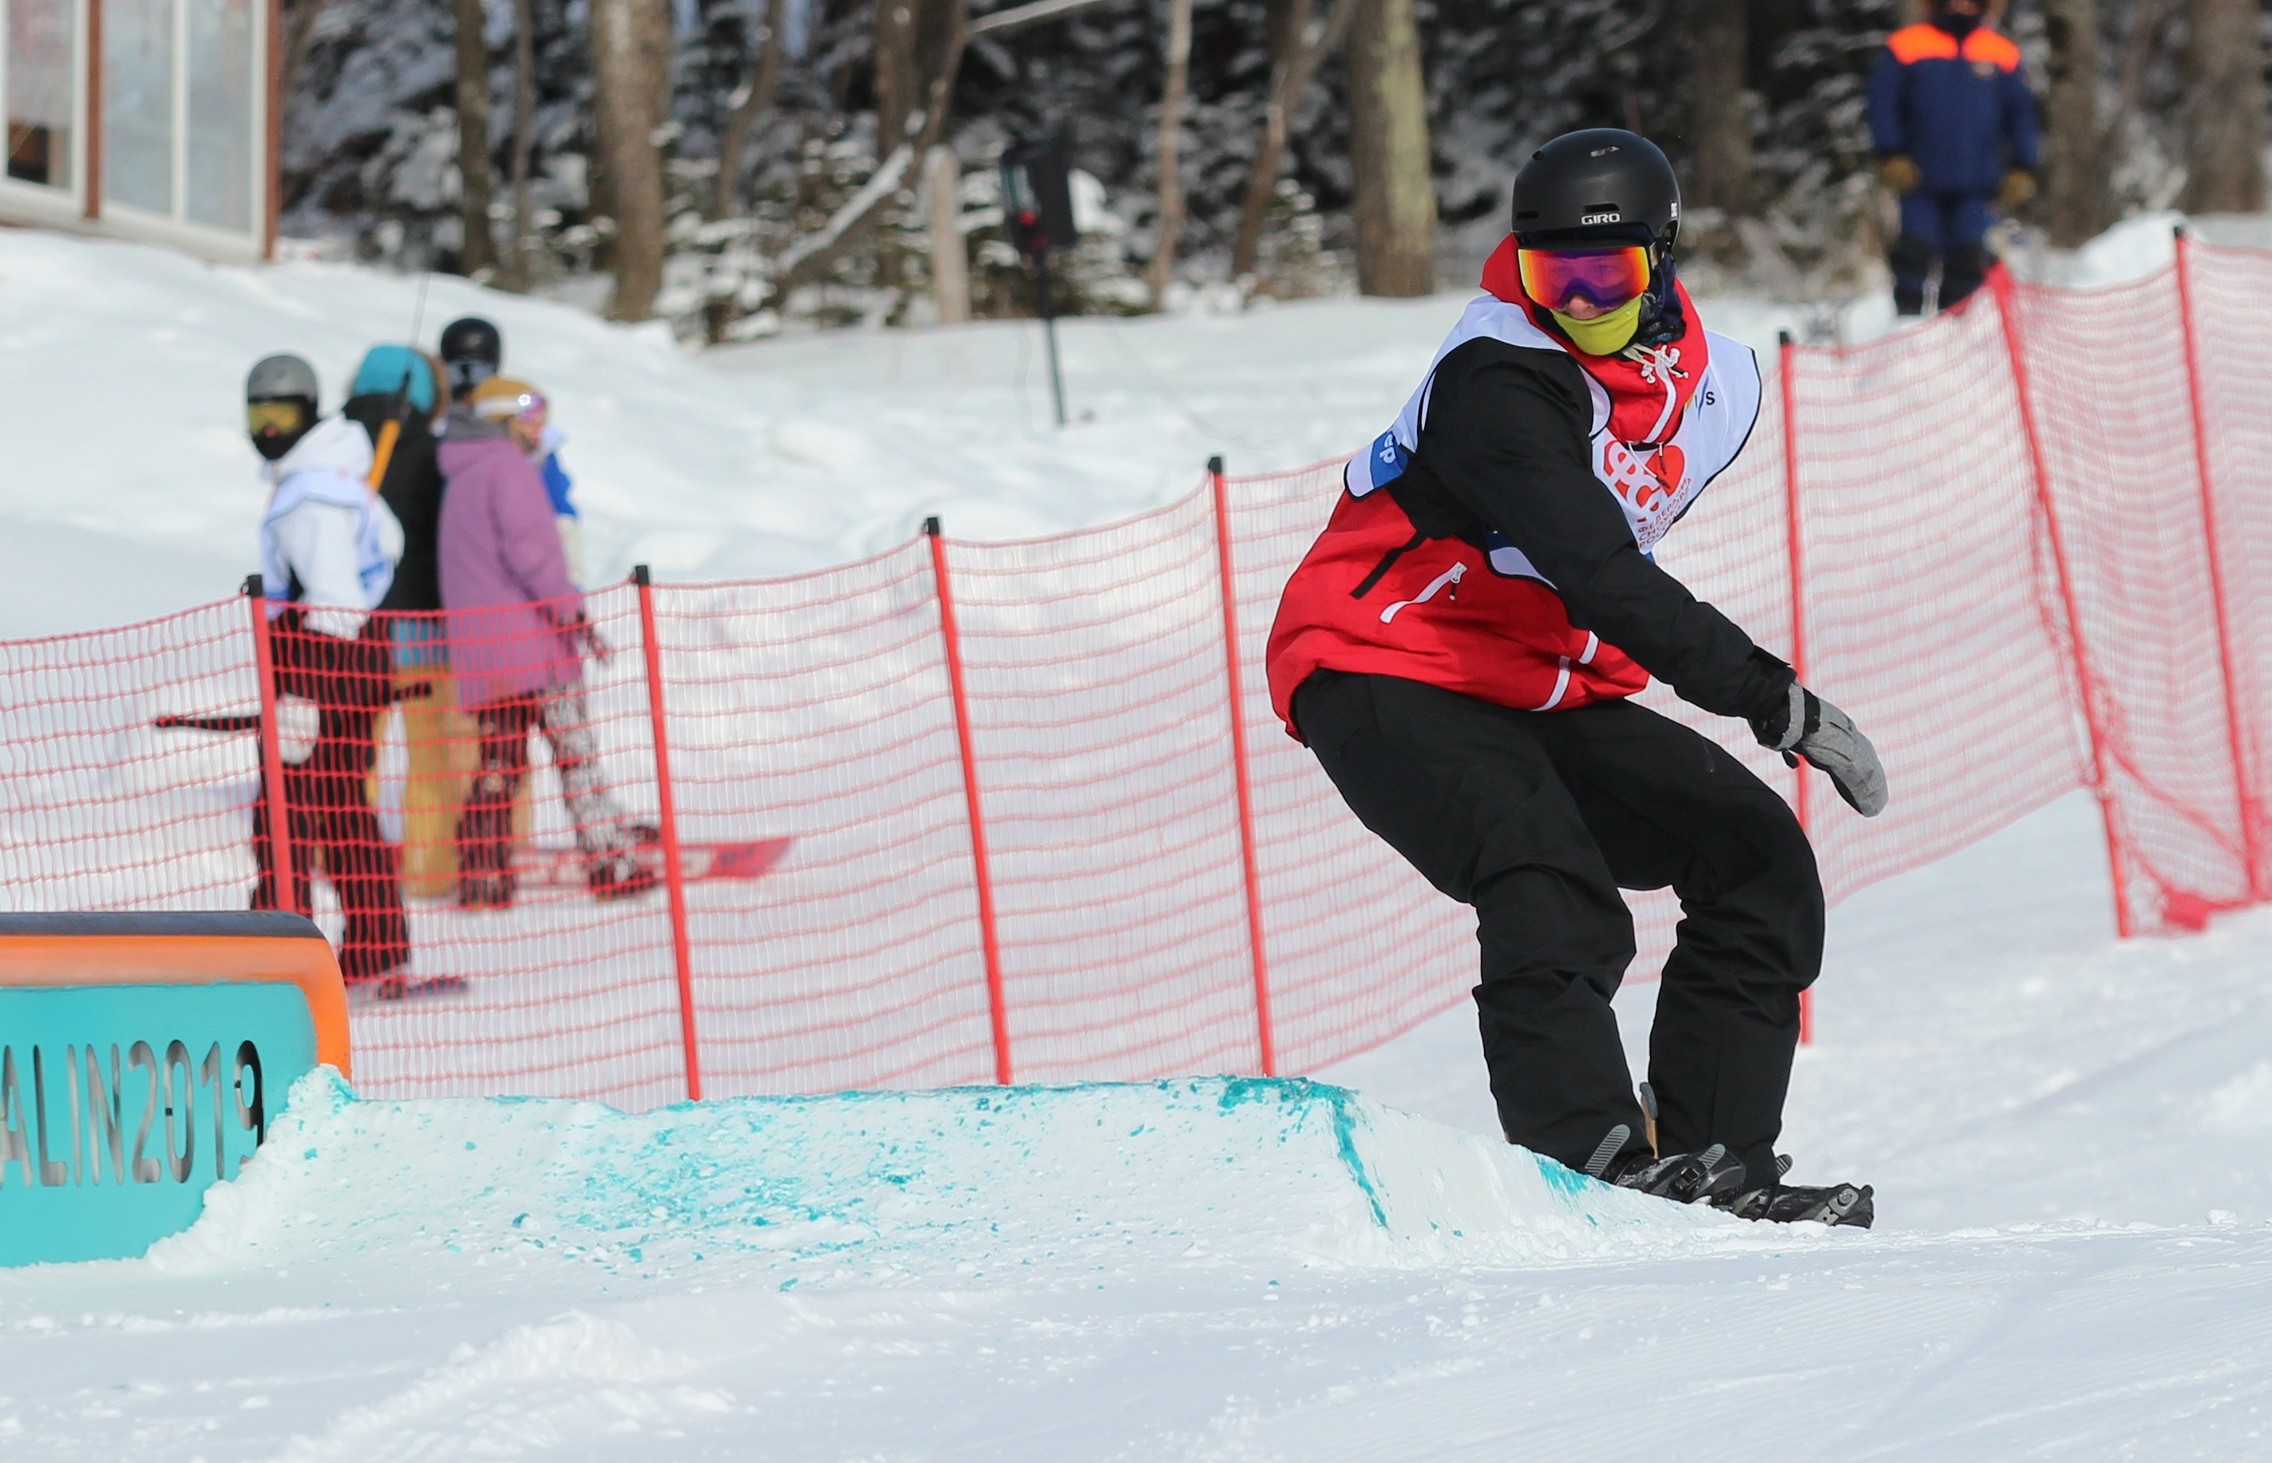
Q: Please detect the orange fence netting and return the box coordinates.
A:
[6,242,2267,1105]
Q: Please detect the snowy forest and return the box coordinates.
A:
[278,0,2272,337]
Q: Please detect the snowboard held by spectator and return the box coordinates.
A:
[437,375,652,909]
[1264,130,1885,1227]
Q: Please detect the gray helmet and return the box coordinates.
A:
[246,353,319,404]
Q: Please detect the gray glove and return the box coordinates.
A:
[1752,682,1888,818]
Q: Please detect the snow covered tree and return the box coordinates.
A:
[453,0,501,273]
[590,0,672,316]
[1689,0,1754,217]
[1347,0,1434,294]
[2180,0,2266,212]
[2041,0,2109,247]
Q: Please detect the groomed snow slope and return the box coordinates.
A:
[7,219,2272,1457]
[7,793,2272,1460]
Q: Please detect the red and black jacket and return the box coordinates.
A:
[1265,239,1793,739]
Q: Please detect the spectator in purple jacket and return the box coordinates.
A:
[437,377,654,908]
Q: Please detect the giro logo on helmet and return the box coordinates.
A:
[1581,210,1622,224]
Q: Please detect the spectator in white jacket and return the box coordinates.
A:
[246,353,423,995]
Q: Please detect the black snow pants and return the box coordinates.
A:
[251,613,411,983]
[1292,669,1824,1187]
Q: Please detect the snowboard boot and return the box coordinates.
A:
[586,851,659,903]
[1714,1155,1875,1228]
[1580,1124,1749,1207]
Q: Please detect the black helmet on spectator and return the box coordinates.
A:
[439,316,504,401]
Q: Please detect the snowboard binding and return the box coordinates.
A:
[1714,1155,1875,1228]
[1580,1094,1876,1227]
[1581,1123,1750,1207]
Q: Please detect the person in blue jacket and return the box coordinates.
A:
[1867,0,2040,315]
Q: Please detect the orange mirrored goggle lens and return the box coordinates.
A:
[473,391,547,424]
[1516,245,1652,312]
[246,400,309,436]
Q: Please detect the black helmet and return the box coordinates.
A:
[438,316,503,401]
[1511,129,1680,250]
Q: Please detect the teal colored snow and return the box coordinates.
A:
[146,1072,1733,1285]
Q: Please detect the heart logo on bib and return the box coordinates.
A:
[1646,443,1686,497]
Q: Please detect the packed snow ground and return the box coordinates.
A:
[7,219,2272,1457]
[8,794,2272,1459]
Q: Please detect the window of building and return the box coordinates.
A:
[0,0,267,251]
[104,0,261,239]
[5,0,76,188]
[104,0,173,214]
[185,0,251,231]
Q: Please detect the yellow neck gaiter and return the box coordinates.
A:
[1552,294,1645,356]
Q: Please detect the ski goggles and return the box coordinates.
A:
[1515,244,1653,312]
[246,399,310,436]
[472,389,548,425]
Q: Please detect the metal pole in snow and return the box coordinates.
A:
[927,518,1014,1084]
[1777,333,1815,1047]
[245,576,302,919]
[1990,267,2136,938]
[1036,248,1068,429]
[2171,226,2266,905]
[634,566,704,1101]
[1209,457,1277,1075]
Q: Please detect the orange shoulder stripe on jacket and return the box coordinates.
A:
[1887,23,1959,63]
[1964,29,2022,71]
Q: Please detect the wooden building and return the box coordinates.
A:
[3,0,274,260]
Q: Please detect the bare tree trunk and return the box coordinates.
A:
[1230,0,1351,280]
[926,145,969,322]
[2041,0,2107,245]
[1688,0,1751,216]
[875,0,921,160]
[1146,0,1194,304]
[714,0,791,218]
[2182,0,2266,212]
[590,0,672,318]
[1346,0,1434,296]
[280,0,333,114]
[1232,0,1306,280]
[452,0,498,275]
[771,0,968,298]
[506,0,537,288]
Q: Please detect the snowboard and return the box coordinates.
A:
[507,835,793,897]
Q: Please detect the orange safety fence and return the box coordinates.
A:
[4,242,2269,1106]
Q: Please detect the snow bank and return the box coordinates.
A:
[146,1072,1735,1285]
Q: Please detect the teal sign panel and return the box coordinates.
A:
[0,983,317,1264]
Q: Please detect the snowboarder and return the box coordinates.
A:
[437,375,653,908]
[246,353,416,991]
[1264,130,1885,1226]
[438,315,586,581]
[1868,0,2040,315]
